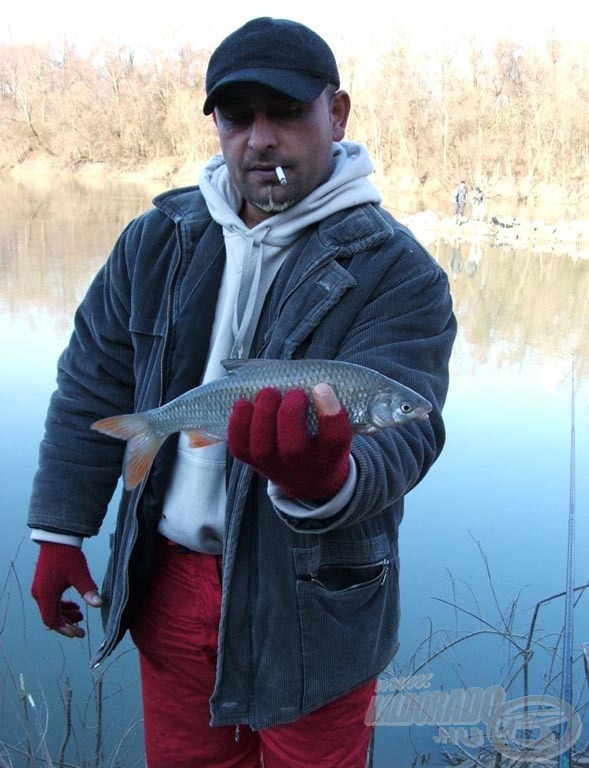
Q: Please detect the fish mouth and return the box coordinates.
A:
[416,402,432,419]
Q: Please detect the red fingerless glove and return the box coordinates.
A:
[31,542,98,630]
[228,387,352,501]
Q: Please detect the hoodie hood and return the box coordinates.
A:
[199,141,381,237]
[198,141,381,357]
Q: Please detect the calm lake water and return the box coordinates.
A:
[1,176,588,767]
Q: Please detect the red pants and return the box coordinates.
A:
[130,539,375,767]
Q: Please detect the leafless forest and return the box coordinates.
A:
[1,32,588,205]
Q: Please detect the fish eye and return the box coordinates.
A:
[400,402,414,414]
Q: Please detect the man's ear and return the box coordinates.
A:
[330,90,351,142]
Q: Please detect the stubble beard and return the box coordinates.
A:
[250,185,295,214]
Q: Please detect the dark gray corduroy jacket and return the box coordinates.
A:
[28,186,456,729]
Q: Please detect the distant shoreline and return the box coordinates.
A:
[5,153,589,255]
[403,211,589,256]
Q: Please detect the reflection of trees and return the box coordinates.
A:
[429,237,589,381]
[1,179,156,329]
[1,182,588,383]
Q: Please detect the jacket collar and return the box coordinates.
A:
[154,185,395,259]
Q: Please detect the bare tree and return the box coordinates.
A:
[0,33,588,211]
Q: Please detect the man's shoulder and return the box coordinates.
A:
[317,203,444,276]
[317,203,397,250]
[151,185,210,222]
[317,203,428,254]
[121,186,213,247]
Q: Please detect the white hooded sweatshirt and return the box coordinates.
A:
[158,142,382,553]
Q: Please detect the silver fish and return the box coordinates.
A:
[91,358,432,490]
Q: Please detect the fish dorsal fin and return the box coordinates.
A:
[221,358,273,374]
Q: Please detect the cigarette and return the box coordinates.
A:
[275,166,287,185]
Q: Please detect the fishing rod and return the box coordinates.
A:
[558,356,576,768]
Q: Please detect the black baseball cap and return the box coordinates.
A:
[203,17,340,115]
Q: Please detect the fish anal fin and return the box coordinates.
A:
[187,430,224,448]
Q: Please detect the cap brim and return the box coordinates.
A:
[203,68,328,114]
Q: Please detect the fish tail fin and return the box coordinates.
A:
[91,413,163,490]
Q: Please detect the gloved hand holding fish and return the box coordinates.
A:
[91,358,432,492]
[227,384,353,501]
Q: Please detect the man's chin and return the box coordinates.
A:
[251,198,294,214]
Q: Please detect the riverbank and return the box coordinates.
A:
[6,152,589,255]
[403,209,589,257]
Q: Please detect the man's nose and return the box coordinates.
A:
[247,114,278,151]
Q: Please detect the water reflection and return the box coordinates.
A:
[1,178,587,766]
[0,176,160,329]
[3,177,587,381]
[433,237,589,378]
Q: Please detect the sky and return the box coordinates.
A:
[1,0,583,58]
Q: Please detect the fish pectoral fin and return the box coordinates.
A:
[352,423,377,435]
[187,430,225,448]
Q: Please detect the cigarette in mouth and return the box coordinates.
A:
[275,166,287,185]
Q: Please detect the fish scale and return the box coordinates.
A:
[91,358,432,490]
[151,359,391,435]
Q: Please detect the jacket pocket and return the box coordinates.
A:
[293,535,400,710]
[129,314,165,406]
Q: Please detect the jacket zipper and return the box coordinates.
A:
[93,231,184,668]
[307,558,391,591]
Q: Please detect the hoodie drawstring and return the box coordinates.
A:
[231,226,270,359]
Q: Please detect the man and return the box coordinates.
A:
[454,180,468,221]
[28,17,456,768]
[471,185,486,221]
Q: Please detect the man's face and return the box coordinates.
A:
[213,84,350,227]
